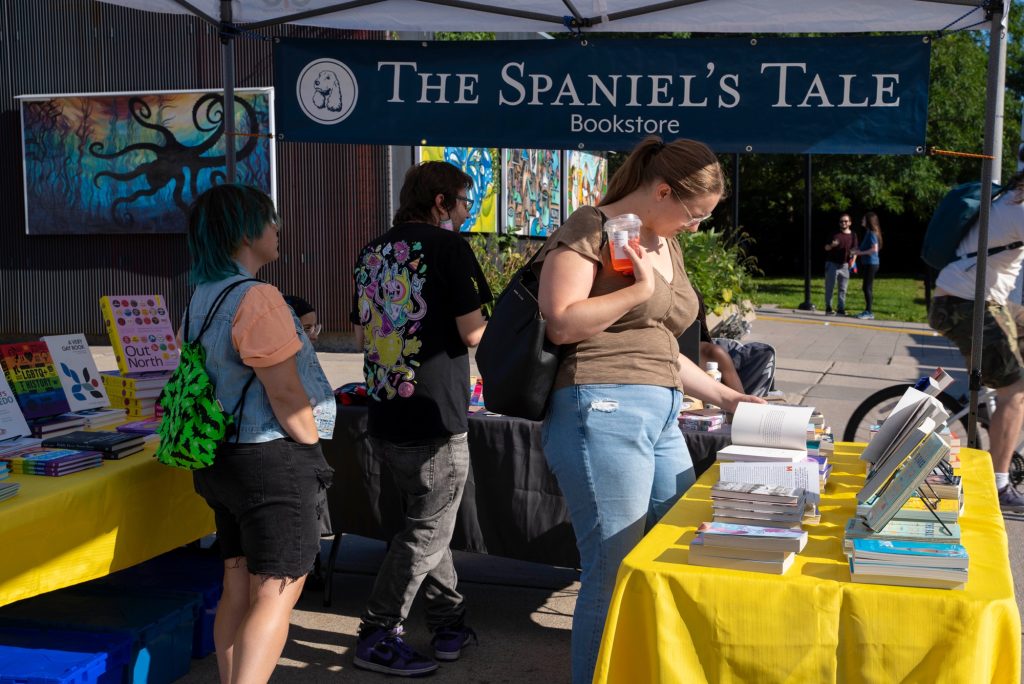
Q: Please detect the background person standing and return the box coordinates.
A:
[852,212,882,320]
[349,161,492,677]
[823,213,858,315]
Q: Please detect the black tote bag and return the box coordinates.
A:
[476,254,557,421]
[477,217,607,421]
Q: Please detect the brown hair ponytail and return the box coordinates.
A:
[601,136,724,206]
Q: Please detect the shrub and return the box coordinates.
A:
[678,228,761,316]
[467,233,541,316]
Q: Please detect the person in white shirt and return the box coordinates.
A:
[930,171,1024,513]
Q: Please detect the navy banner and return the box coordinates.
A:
[273,36,929,154]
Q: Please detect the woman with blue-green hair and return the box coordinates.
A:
[185,183,336,683]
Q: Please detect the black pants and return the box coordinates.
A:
[861,264,879,312]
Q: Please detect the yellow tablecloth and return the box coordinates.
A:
[0,440,214,608]
[595,444,1021,684]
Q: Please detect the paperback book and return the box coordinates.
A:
[0,371,31,440]
[41,334,109,411]
[99,295,179,376]
[688,538,795,574]
[716,402,813,462]
[695,521,808,553]
[41,430,145,459]
[0,342,70,420]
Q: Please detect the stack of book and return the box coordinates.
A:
[101,371,171,418]
[688,521,809,574]
[41,430,146,460]
[710,481,806,527]
[679,408,726,432]
[116,417,162,439]
[843,382,964,588]
[716,403,813,463]
[848,538,968,590]
[0,481,19,503]
[0,447,103,476]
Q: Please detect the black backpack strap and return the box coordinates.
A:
[964,241,1024,261]
[188,277,262,344]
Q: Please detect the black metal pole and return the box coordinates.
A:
[798,153,815,310]
[732,152,740,231]
[221,0,237,183]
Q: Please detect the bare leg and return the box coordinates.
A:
[990,380,1024,474]
[215,558,251,684]
[230,574,307,684]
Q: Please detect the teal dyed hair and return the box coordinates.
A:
[187,184,279,284]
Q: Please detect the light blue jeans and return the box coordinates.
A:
[542,384,695,684]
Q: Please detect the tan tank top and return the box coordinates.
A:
[535,206,698,391]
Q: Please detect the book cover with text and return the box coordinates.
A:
[0,371,31,439]
[99,295,179,376]
[0,342,70,420]
[42,334,109,411]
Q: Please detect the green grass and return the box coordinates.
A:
[753,276,930,324]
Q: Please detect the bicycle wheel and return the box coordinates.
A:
[842,385,982,448]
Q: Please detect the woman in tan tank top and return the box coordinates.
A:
[535,136,764,684]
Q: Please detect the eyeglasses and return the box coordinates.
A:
[455,195,472,207]
[680,199,714,227]
[303,323,322,337]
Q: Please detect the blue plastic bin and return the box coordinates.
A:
[0,628,131,684]
[0,644,106,684]
[86,548,223,658]
[0,589,199,684]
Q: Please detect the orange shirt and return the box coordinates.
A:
[231,284,302,368]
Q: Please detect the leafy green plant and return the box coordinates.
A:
[467,233,541,315]
[679,228,761,316]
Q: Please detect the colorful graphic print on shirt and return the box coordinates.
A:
[353,240,427,400]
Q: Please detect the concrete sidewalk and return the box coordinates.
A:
[165,306,1021,682]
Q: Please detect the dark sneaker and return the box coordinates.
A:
[431,625,478,662]
[354,626,438,677]
[836,309,847,316]
[825,309,835,316]
[998,485,1024,514]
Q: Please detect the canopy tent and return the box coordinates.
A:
[95,0,1009,444]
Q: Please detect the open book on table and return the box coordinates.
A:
[859,387,948,465]
[716,402,813,462]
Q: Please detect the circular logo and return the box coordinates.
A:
[296,59,358,125]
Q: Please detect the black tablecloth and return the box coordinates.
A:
[322,406,729,569]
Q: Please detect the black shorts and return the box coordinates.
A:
[193,438,334,579]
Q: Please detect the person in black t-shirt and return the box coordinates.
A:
[349,161,492,677]
[822,213,858,315]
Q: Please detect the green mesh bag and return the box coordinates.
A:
[155,279,258,470]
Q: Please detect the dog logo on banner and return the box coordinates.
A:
[296,59,358,124]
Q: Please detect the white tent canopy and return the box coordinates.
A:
[98,0,990,33]
[93,0,1008,445]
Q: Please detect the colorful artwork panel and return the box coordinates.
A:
[418,146,499,233]
[20,88,274,234]
[503,149,561,237]
[565,151,608,214]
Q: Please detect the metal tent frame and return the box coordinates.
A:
[97,0,1010,444]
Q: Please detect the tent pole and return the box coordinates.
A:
[798,153,815,311]
[967,1,1008,449]
[732,152,740,231]
[221,0,237,183]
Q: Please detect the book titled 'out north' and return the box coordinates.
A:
[99,295,179,376]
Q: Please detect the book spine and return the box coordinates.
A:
[100,297,131,376]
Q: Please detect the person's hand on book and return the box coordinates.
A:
[720,391,767,414]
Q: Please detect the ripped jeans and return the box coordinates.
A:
[542,384,694,684]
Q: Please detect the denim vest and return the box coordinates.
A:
[186,269,336,443]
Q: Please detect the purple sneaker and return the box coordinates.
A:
[353,625,438,677]
[431,625,478,661]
